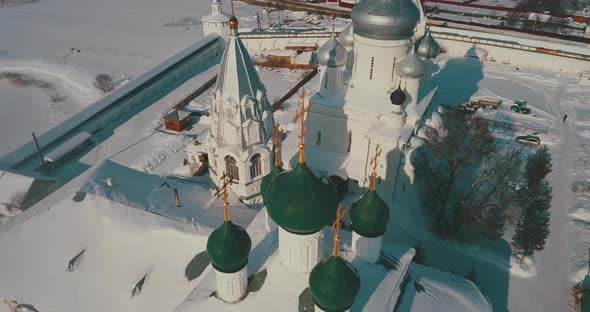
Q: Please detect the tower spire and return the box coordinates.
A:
[293,89,311,163]
[330,16,336,37]
[332,205,346,257]
[369,144,382,192]
[229,0,238,30]
[215,172,234,222]
[273,123,283,167]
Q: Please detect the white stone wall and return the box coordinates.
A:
[436,37,590,73]
[351,232,382,263]
[242,37,330,52]
[215,266,248,303]
[278,227,323,274]
[350,35,412,92]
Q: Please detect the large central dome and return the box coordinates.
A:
[351,0,421,41]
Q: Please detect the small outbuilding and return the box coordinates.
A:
[163,110,191,132]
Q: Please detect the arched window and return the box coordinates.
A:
[250,154,262,179]
[225,156,239,181]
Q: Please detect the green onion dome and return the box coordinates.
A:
[206,221,252,273]
[350,189,389,238]
[264,162,338,235]
[309,256,361,311]
[260,165,284,199]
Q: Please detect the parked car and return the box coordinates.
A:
[515,135,540,146]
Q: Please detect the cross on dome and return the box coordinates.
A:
[331,205,347,257]
[214,172,234,221]
[293,89,312,163]
[369,144,382,192]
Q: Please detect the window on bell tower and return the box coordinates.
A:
[250,154,262,179]
[225,156,239,181]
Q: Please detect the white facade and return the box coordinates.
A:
[201,0,231,41]
[305,17,435,202]
[278,227,324,274]
[318,65,345,97]
[207,26,275,203]
[352,232,383,263]
[214,266,248,303]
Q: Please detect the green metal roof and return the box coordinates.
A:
[206,221,252,273]
[309,256,360,312]
[350,190,390,238]
[260,165,284,199]
[264,162,338,235]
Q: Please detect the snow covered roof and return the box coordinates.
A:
[0,160,258,312]
[164,110,191,121]
[175,209,416,311]
[397,264,492,312]
[215,29,266,104]
[264,49,295,57]
[0,171,36,207]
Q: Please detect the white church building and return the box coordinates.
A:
[202,0,442,205]
[295,0,441,204]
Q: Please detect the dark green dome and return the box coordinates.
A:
[260,165,284,199]
[309,256,360,312]
[350,190,389,238]
[206,221,252,273]
[265,162,338,235]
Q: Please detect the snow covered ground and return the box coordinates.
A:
[391,55,590,312]
[0,0,225,159]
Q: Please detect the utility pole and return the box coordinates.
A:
[32,132,44,166]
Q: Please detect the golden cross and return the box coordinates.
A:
[293,89,311,163]
[273,123,283,167]
[214,172,234,222]
[369,144,382,192]
[331,204,347,257]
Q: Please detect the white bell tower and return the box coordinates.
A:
[207,12,275,203]
[201,0,231,41]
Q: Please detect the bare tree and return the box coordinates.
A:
[94,73,114,93]
[413,109,521,237]
[458,147,523,239]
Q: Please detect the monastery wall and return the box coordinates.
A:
[433,28,590,73]
[241,36,330,52]
[0,35,224,170]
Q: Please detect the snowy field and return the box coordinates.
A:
[0,0,219,158]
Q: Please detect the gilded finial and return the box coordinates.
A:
[331,205,347,257]
[273,123,283,167]
[215,172,234,222]
[229,0,238,30]
[369,144,382,192]
[293,89,311,164]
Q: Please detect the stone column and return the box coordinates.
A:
[215,266,248,303]
[279,227,323,274]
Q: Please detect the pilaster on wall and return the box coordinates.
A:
[215,266,248,303]
[278,227,323,274]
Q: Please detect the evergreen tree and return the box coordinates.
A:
[525,146,552,187]
[512,181,552,262]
